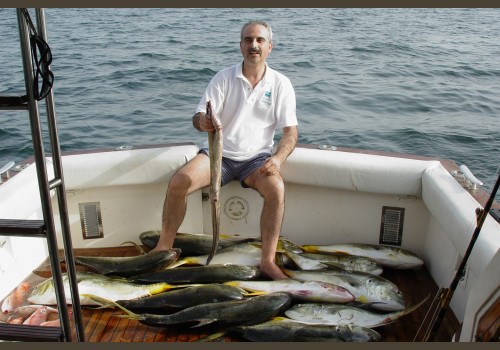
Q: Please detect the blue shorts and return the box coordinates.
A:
[199,148,271,188]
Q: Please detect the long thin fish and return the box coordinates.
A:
[206,100,223,265]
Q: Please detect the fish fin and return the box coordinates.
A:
[120,241,146,255]
[322,262,347,270]
[81,294,140,319]
[357,295,370,304]
[191,318,217,328]
[153,283,203,294]
[249,242,262,249]
[223,281,238,287]
[194,331,227,342]
[271,316,288,321]
[167,258,189,268]
[242,291,268,296]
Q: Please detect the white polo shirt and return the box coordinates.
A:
[196,61,297,161]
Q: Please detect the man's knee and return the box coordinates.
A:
[167,172,193,196]
[257,175,285,201]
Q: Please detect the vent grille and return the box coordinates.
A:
[79,202,103,239]
[379,206,405,246]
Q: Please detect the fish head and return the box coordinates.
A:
[27,279,55,304]
[343,325,381,342]
[349,257,383,275]
[365,278,406,311]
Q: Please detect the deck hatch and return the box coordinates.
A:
[79,202,103,239]
[379,206,405,246]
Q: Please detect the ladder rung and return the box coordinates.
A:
[0,94,28,110]
[0,323,64,342]
[0,219,46,237]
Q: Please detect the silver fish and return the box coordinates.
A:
[301,243,424,269]
[168,242,262,268]
[281,249,383,275]
[224,278,355,303]
[285,297,427,328]
[283,269,405,311]
[206,100,223,265]
[228,317,381,342]
[27,272,198,306]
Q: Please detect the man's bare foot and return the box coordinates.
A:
[260,261,288,280]
[149,243,170,253]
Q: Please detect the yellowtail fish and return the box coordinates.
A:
[27,272,200,306]
[110,284,246,313]
[138,231,256,255]
[168,242,262,268]
[130,264,260,284]
[285,296,428,328]
[283,269,405,311]
[206,100,223,265]
[71,248,181,277]
[301,243,424,269]
[83,292,293,328]
[226,317,381,342]
[224,278,355,303]
[280,248,383,275]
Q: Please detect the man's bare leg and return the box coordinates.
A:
[244,171,288,280]
[151,154,211,252]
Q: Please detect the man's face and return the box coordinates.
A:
[240,24,273,66]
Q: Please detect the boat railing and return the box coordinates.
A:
[0,8,84,342]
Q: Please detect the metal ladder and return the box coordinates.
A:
[0,9,84,342]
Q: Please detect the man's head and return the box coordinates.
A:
[240,20,273,66]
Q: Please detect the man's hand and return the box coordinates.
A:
[259,156,282,176]
[193,112,220,132]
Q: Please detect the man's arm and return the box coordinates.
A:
[259,126,298,176]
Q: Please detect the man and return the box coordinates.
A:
[151,20,298,280]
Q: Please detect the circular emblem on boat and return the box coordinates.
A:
[224,196,249,220]
[318,145,337,151]
[115,145,134,151]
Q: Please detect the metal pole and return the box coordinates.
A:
[35,8,85,342]
[16,8,72,342]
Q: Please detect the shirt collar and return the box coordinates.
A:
[236,61,270,83]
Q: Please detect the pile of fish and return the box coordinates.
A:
[0,231,426,342]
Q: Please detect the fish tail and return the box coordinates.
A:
[152,283,204,294]
[80,294,140,319]
[120,241,146,255]
[195,331,227,342]
[223,281,239,287]
[300,245,318,252]
[379,295,430,326]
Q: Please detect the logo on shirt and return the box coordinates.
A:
[261,90,272,105]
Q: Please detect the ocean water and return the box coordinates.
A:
[1,8,499,199]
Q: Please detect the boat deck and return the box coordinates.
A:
[6,245,460,342]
